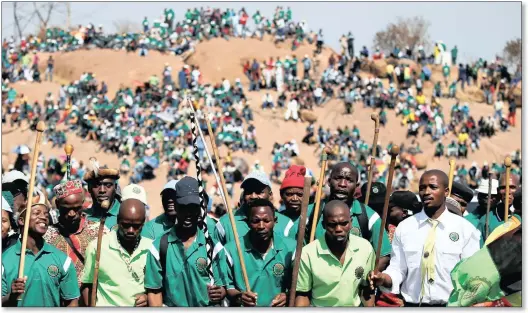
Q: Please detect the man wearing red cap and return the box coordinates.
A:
[279,165,312,243]
[44,179,109,288]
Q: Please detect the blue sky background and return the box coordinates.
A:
[1,1,522,63]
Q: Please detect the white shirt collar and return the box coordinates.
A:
[416,207,451,226]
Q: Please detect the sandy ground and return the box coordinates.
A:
[2,37,522,218]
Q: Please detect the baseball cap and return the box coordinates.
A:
[358,182,386,207]
[161,179,179,195]
[451,181,474,203]
[175,176,200,206]
[241,171,272,189]
[121,184,148,206]
[2,170,29,184]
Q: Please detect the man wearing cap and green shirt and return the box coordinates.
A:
[2,192,80,307]
[217,199,296,307]
[145,176,225,307]
[295,200,375,307]
[141,180,217,241]
[465,178,499,228]
[310,162,391,271]
[213,171,294,247]
[81,184,152,307]
[82,165,121,230]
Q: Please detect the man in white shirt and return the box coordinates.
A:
[369,169,480,307]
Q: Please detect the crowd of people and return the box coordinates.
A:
[1,5,522,308]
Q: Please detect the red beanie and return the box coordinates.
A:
[280,165,306,190]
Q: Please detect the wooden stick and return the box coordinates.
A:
[375,145,400,270]
[309,152,328,243]
[504,157,512,222]
[203,116,251,293]
[91,200,110,307]
[17,121,46,300]
[364,114,380,205]
[485,173,493,240]
[447,158,456,197]
[64,144,74,181]
[288,175,312,307]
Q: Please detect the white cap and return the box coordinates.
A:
[161,180,179,195]
[2,170,29,184]
[121,184,148,205]
[476,179,498,195]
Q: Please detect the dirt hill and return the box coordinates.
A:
[3,38,522,219]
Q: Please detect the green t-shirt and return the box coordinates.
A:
[213,205,294,246]
[465,210,484,228]
[142,213,217,244]
[280,204,314,244]
[443,65,450,77]
[476,206,521,247]
[144,229,224,307]
[2,240,80,307]
[217,233,296,306]
[313,200,391,257]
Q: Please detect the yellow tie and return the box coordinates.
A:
[420,218,439,304]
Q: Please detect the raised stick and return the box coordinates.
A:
[447,158,456,197]
[375,145,400,269]
[309,152,328,243]
[288,174,312,307]
[64,144,74,181]
[485,173,493,240]
[504,157,512,222]
[91,200,110,307]
[17,121,46,300]
[364,114,380,205]
[203,116,251,293]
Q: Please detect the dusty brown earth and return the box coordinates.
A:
[2,37,522,218]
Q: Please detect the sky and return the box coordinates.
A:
[1,1,522,63]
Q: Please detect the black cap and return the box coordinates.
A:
[175,176,201,206]
[358,182,386,207]
[389,191,422,214]
[451,181,474,203]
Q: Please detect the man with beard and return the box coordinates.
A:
[141,180,217,241]
[279,165,312,242]
[311,162,391,271]
[369,170,480,307]
[44,179,109,287]
[465,178,499,228]
[213,171,294,247]
[217,199,296,307]
[1,170,29,215]
[477,174,520,245]
[295,200,375,307]
[81,184,151,307]
[82,165,121,229]
[145,176,226,307]
[2,192,80,307]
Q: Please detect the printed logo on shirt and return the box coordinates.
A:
[196,257,207,274]
[47,265,59,277]
[460,276,492,304]
[355,266,364,280]
[272,263,285,276]
[350,226,361,236]
[449,232,460,242]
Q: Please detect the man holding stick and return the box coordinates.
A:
[145,176,226,307]
[295,200,375,307]
[80,184,152,307]
[311,162,391,271]
[44,179,108,286]
[2,192,80,307]
[217,199,296,307]
[82,165,121,230]
[213,171,294,246]
[369,170,480,307]
[465,179,499,228]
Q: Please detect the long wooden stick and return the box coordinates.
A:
[288,175,311,307]
[203,116,251,293]
[375,145,399,270]
[91,200,110,307]
[364,114,380,205]
[309,152,328,243]
[485,173,492,240]
[64,144,74,180]
[447,158,456,197]
[504,157,512,222]
[17,121,46,300]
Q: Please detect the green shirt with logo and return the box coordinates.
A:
[142,213,217,243]
[2,240,80,307]
[216,233,296,306]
